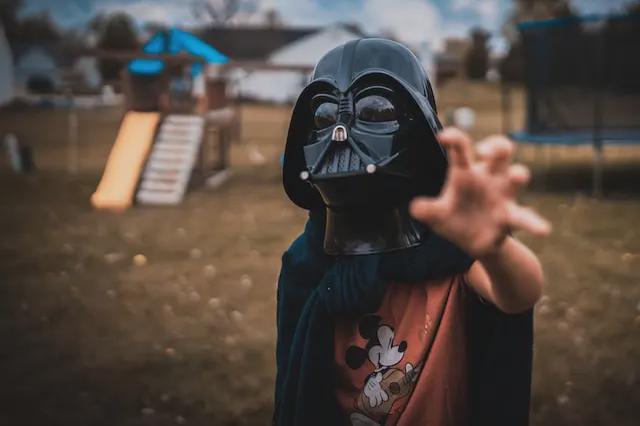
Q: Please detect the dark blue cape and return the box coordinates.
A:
[274,210,533,425]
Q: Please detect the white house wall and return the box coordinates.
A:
[74,56,102,90]
[230,26,360,104]
[15,47,60,89]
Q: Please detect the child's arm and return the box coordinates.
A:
[465,237,544,313]
[410,128,550,314]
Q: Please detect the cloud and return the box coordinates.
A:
[266,0,451,50]
[363,0,443,44]
[452,0,500,28]
[18,0,502,51]
[571,0,637,14]
[97,0,200,26]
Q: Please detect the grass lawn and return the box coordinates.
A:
[0,80,639,425]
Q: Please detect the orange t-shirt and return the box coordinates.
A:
[334,275,469,426]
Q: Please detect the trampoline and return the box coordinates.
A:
[509,14,640,194]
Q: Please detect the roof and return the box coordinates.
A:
[195,26,318,60]
[268,25,363,66]
[11,40,85,68]
[129,28,228,76]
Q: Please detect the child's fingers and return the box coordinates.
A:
[508,163,531,192]
[507,203,551,236]
[438,127,473,169]
[476,135,514,174]
[409,196,449,225]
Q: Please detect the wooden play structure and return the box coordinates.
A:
[91,29,234,211]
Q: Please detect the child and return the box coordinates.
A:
[274,38,549,426]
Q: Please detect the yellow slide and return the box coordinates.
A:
[91,111,161,212]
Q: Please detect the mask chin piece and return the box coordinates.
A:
[366,164,377,174]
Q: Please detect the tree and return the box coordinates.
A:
[500,0,575,82]
[15,11,60,43]
[1,2,61,45]
[191,0,257,25]
[465,28,490,80]
[88,12,108,35]
[143,21,169,37]
[627,1,640,14]
[0,0,22,41]
[264,8,282,28]
[96,12,139,82]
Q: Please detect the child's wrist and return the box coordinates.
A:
[476,234,510,263]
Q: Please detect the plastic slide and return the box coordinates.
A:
[91,111,161,211]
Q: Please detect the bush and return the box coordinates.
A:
[26,74,55,94]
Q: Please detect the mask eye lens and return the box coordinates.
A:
[356,95,397,122]
[313,102,338,129]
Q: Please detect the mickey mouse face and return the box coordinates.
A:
[369,325,406,368]
[345,314,408,371]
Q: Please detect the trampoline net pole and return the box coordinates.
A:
[593,26,605,198]
[501,82,512,136]
[593,146,603,197]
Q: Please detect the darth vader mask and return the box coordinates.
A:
[283,38,448,255]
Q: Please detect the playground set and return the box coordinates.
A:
[91,29,234,211]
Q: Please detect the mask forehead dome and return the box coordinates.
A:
[313,38,430,100]
[283,37,444,211]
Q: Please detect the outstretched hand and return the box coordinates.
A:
[410,128,551,258]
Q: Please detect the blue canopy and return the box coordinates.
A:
[128,29,228,76]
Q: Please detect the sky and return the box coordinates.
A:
[18,0,640,53]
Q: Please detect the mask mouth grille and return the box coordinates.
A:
[315,144,364,176]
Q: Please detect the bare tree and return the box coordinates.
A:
[465,28,490,80]
[191,0,257,25]
[627,1,640,14]
[264,8,282,28]
[0,0,23,41]
[96,12,139,82]
[502,0,574,45]
[500,0,574,82]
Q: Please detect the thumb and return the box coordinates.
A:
[410,196,448,225]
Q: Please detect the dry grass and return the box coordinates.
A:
[0,80,639,425]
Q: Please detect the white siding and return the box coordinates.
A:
[230,26,360,103]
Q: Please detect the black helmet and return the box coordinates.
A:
[282,38,448,255]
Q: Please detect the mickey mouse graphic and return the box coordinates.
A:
[345,315,421,426]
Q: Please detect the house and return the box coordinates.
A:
[228,24,364,103]
[0,24,15,105]
[14,45,61,93]
[198,23,435,104]
[198,25,317,61]
[13,40,101,94]
[72,56,102,90]
[435,38,471,82]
